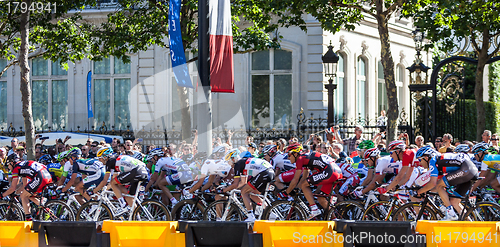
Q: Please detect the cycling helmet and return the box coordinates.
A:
[387,140,406,151]
[262,145,278,158]
[488,146,499,155]
[471,142,489,154]
[57,151,68,162]
[181,153,194,163]
[67,147,82,158]
[286,143,303,153]
[338,151,348,159]
[363,148,380,159]
[131,152,144,161]
[146,148,164,161]
[38,154,52,164]
[415,145,438,159]
[358,140,375,150]
[224,148,241,161]
[97,147,114,158]
[6,153,20,165]
[194,152,208,161]
[454,144,470,154]
[240,151,253,158]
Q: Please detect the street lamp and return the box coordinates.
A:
[322,41,339,128]
[407,27,430,85]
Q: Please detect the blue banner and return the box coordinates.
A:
[169,0,193,88]
[87,71,93,118]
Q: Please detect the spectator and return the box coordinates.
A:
[7,138,18,156]
[482,130,492,143]
[35,147,43,160]
[15,146,26,161]
[111,138,121,150]
[491,134,499,149]
[434,137,443,150]
[0,147,7,173]
[439,133,455,153]
[333,125,365,155]
[331,143,343,156]
[415,135,424,148]
[247,143,258,157]
[88,141,99,158]
[81,145,90,158]
[288,137,299,145]
[276,138,287,152]
[146,144,156,153]
[118,143,126,154]
[377,110,387,128]
[425,142,435,148]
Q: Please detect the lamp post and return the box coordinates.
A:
[322,41,339,128]
[407,27,431,142]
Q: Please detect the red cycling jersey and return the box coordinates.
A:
[402,149,420,167]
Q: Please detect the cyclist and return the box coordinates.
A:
[262,145,294,190]
[97,146,148,214]
[61,148,107,203]
[383,140,420,193]
[222,148,275,222]
[285,143,342,219]
[415,145,478,220]
[470,143,497,193]
[2,153,53,221]
[184,153,232,197]
[355,147,391,196]
[336,155,359,199]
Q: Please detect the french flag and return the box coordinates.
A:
[209,0,234,93]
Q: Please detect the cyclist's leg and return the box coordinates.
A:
[438,159,477,209]
[491,175,500,193]
[316,171,342,209]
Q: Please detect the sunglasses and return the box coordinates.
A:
[492,139,499,141]
[91,145,97,147]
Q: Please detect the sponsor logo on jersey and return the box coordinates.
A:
[312,160,327,169]
[312,170,328,181]
[29,176,40,189]
[447,171,464,181]
[20,169,33,175]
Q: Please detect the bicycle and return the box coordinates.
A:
[171,191,213,220]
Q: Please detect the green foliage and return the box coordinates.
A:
[489,63,500,103]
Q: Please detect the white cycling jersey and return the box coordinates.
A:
[200,159,231,178]
[375,156,401,175]
[155,157,190,173]
[115,155,145,173]
[271,154,295,170]
[338,162,358,178]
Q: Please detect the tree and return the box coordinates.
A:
[407,0,500,141]
[276,0,411,142]
[82,0,304,142]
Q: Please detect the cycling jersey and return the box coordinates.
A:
[402,149,420,167]
[47,163,64,180]
[481,154,500,172]
[233,157,272,178]
[12,160,47,179]
[70,159,104,175]
[200,159,231,178]
[428,152,470,177]
[114,155,146,173]
[338,162,358,178]
[375,156,401,175]
[271,154,295,171]
[155,157,190,174]
[295,152,341,174]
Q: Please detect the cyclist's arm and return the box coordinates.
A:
[154,170,166,188]
[237,175,247,189]
[62,173,77,192]
[386,166,412,191]
[223,176,240,193]
[286,169,303,194]
[361,174,384,194]
[416,176,438,195]
[200,175,216,191]
[1,176,18,197]
[146,172,158,191]
[361,168,374,186]
[93,172,111,194]
[470,169,489,193]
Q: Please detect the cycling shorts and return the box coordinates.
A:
[443,159,478,197]
[82,168,105,189]
[115,166,149,195]
[247,168,275,194]
[25,170,53,194]
[278,169,296,183]
[307,165,343,195]
[165,169,194,186]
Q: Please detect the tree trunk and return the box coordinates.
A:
[176,85,192,142]
[475,55,488,141]
[19,0,35,160]
[376,15,398,142]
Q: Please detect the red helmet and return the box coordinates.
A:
[286,143,303,153]
[364,148,380,160]
[387,140,406,151]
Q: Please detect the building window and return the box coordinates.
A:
[357,57,367,118]
[51,60,68,76]
[32,57,48,76]
[93,56,131,130]
[0,59,6,78]
[396,65,404,109]
[32,80,49,130]
[251,49,292,128]
[378,61,388,114]
[335,54,345,119]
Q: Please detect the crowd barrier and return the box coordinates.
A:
[1,220,500,247]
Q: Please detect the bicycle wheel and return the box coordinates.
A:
[392,202,437,221]
[171,199,205,221]
[132,200,171,221]
[361,201,397,221]
[203,200,244,221]
[0,202,25,221]
[42,200,75,221]
[76,201,114,221]
[328,201,364,220]
[463,202,500,221]
[262,201,307,221]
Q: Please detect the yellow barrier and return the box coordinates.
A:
[253,221,343,247]
[416,220,500,247]
[102,221,185,247]
[0,221,38,247]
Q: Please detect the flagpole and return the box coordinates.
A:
[198,0,212,155]
[87,70,93,139]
